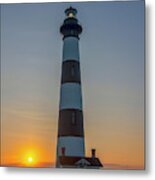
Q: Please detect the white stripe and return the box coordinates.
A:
[60,83,82,110]
[63,37,79,62]
[57,136,85,157]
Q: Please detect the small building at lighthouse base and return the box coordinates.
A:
[57,148,103,169]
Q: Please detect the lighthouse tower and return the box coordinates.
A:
[56,6,84,164]
[56,7,103,168]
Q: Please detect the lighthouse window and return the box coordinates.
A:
[71,65,75,76]
[68,13,74,18]
[71,112,76,125]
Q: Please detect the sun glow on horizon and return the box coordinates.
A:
[22,150,38,166]
[27,156,33,163]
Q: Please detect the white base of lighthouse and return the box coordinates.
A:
[57,136,85,157]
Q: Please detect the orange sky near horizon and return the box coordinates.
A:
[1,98,144,169]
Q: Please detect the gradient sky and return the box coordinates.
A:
[1,1,144,169]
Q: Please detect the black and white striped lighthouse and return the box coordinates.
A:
[56,6,84,165]
[56,7,103,168]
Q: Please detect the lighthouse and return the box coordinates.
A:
[56,7,103,168]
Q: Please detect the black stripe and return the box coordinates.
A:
[61,60,81,84]
[58,109,84,137]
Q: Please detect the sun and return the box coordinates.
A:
[22,149,39,167]
[24,154,36,166]
[27,157,33,163]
